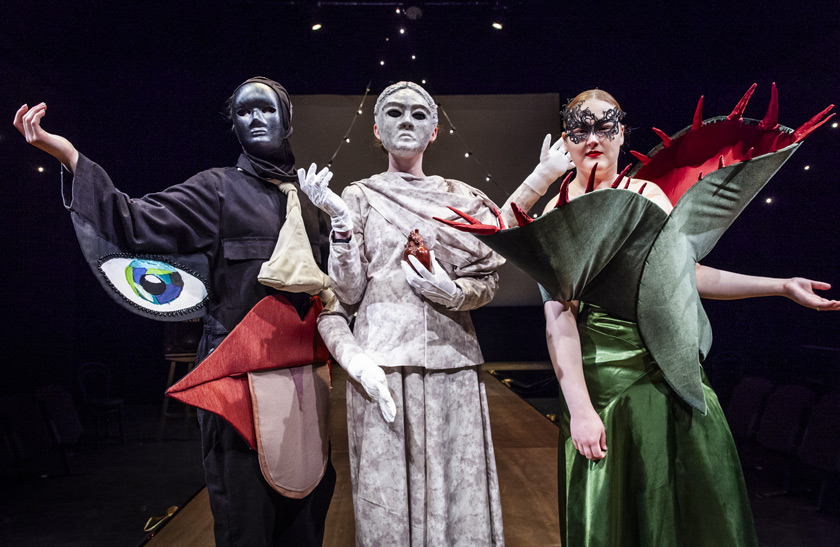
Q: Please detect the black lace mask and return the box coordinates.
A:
[563,104,624,144]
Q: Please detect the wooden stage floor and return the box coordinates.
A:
[147,363,561,546]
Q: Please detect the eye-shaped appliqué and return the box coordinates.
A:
[99,256,209,317]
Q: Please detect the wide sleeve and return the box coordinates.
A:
[62,153,221,254]
[452,271,499,311]
[328,184,370,305]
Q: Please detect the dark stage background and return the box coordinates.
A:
[1,0,839,404]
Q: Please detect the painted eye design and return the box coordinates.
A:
[125,259,184,304]
[99,256,209,316]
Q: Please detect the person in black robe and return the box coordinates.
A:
[13,77,336,547]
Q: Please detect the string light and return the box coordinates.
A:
[327,84,372,166]
[765,198,773,204]
[37,166,44,173]
[804,165,810,170]
[833,122,838,128]
[438,104,503,193]
[399,28,405,35]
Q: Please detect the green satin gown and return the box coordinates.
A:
[557,303,758,547]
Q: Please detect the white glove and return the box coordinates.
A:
[346,353,396,422]
[523,134,575,196]
[400,251,464,308]
[297,163,353,234]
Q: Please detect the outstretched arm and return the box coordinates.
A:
[696,265,840,311]
[13,103,79,173]
[545,300,607,460]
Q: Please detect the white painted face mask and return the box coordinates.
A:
[374,84,438,158]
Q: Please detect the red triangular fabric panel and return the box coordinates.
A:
[166,294,329,449]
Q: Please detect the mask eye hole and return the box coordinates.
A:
[99,256,209,316]
[387,109,401,118]
[412,112,426,120]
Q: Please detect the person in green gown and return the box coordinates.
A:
[501,89,840,546]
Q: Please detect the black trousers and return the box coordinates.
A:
[198,409,336,547]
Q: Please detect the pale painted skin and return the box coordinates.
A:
[373,88,438,176]
[538,96,840,462]
[543,97,672,216]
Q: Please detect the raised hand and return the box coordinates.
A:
[296,163,352,234]
[13,103,79,172]
[524,133,575,196]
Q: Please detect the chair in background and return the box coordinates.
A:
[796,392,840,510]
[754,384,818,492]
[35,384,84,474]
[77,362,125,444]
[157,319,202,441]
[0,393,56,477]
[725,376,773,456]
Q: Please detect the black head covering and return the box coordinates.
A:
[230,76,297,182]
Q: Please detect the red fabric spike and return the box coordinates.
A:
[510,202,534,227]
[611,164,632,188]
[554,173,572,208]
[745,147,755,160]
[492,207,507,230]
[623,177,632,189]
[692,96,705,131]
[585,164,598,193]
[758,82,779,130]
[637,182,648,195]
[697,172,704,181]
[652,127,672,147]
[793,106,836,143]
[718,156,726,169]
[630,150,651,164]
[433,206,501,235]
[727,83,757,121]
[166,295,328,450]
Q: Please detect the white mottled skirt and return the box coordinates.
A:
[346,365,504,546]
